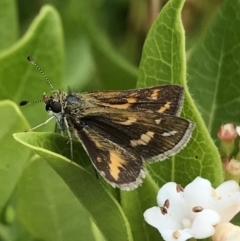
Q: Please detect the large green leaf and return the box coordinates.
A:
[0,101,30,215]
[188,0,240,138]
[17,156,95,241]
[13,132,133,241]
[0,5,64,131]
[137,0,222,187]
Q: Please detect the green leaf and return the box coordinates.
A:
[187,0,240,138]
[17,156,95,241]
[0,5,64,131]
[0,0,18,52]
[0,101,30,215]
[137,0,222,187]
[13,132,133,241]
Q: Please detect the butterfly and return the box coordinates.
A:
[20,56,195,190]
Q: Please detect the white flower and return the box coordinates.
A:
[143,177,240,241]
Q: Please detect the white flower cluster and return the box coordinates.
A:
[144,177,240,241]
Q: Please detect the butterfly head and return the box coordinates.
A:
[43,91,62,114]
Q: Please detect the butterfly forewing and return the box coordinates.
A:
[74,85,184,116]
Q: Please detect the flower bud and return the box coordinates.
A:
[212,222,240,241]
[225,158,240,176]
[217,123,237,157]
[218,123,237,142]
[224,158,240,182]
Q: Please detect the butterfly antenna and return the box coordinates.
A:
[27,56,54,91]
[20,99,43,106]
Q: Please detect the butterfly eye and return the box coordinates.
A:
[45,101,62,113]
[50,101,62,113]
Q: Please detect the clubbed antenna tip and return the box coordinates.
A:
[27,55,34,63]
[20,100,29,106]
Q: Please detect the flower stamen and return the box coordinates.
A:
[212,188,222,200]
[160,206,168,215]
[164,199,170,209]
[176,184,184,192]
[172,230,181,239]
[192,206,203,212]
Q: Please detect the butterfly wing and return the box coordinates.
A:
[68,109,194,189]
[74,109,194,162]
[71,85,184,116]
[75,124,145,190]
[65,85,194,189]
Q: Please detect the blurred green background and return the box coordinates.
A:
[15,0,223,90]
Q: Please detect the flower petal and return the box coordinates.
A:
[184,177,212,207]
[144,206,181,230]
[190,209,220,239]
[215,180,240,198]
[210,192,240,222]
[157,182,185,222]
[183,177,212,219]
[160,229,192,241]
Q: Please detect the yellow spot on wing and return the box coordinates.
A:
[130,131,155,147]
[155,118,161,124]
[158,101,171,113]
[109,151,126,180]
[99,97,136,109]
[126,97,137,103]
[100,103,130,109]
[130,139,146,147]
[150,89,160,100]
[113,117,137,125]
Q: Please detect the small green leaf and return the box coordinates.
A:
[13,132,133,241]
[137,0,222,187]
[188,0,240,137]
[0,101,30,214]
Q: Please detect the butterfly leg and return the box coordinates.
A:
[25,116,55,132]
[63,115,73,160]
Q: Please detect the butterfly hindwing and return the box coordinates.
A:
[76,110,194,161]
[75,125,145,190]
